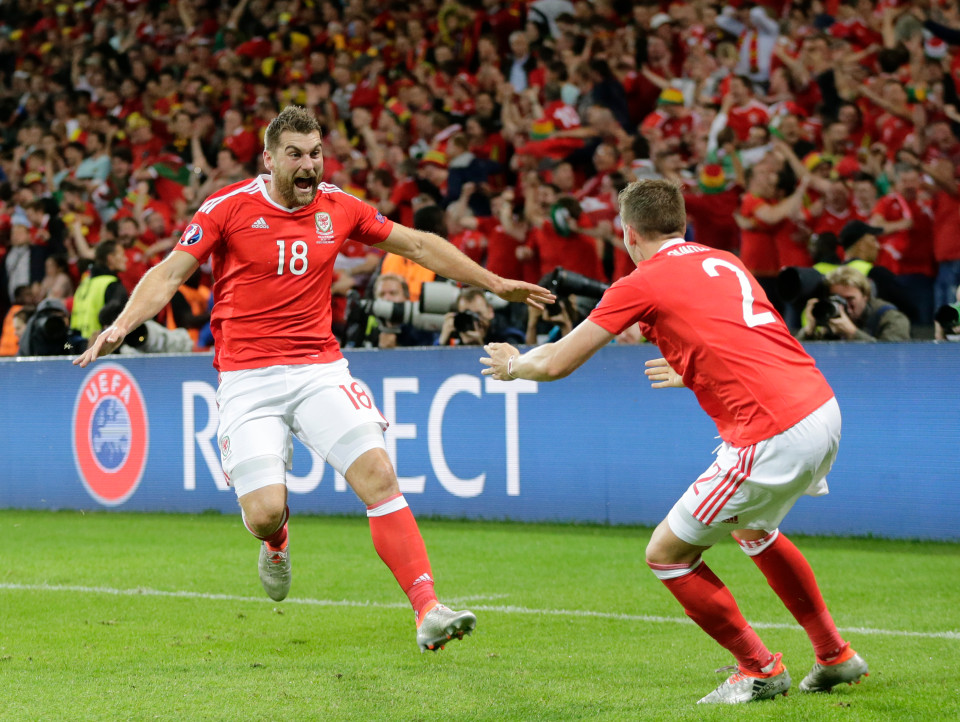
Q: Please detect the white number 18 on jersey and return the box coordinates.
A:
[277,240,309,276]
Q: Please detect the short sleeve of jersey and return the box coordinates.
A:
[873,196,908,221]
[588,272,656,335]
[175,209,223,264]
[341,192,395,245]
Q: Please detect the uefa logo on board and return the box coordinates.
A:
[72,363,149,506]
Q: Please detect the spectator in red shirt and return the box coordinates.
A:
[850,171,878,220]
[739,162,811,313]
[523,185,604,283]
[724,75,771,142]
[858,79,917,161]
[640,88,695,148]
[925,157,960,312]
[888,164,936,324]
[481,188,531,284]
[684,163,743,254]
[576,143,620,200]
[869,162,918,275]
[220,108,259,166]
[809,179,857,237]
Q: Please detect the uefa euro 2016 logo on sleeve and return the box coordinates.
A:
[72,363,149,506]
[179,223,203,246]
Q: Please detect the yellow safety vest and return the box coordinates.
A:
[71,272,118,340]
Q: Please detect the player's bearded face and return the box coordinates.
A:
[269,132,324,208]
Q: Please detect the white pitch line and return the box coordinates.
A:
[2,582,958,641]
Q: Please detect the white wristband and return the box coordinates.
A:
[506,355,518,379]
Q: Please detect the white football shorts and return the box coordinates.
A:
[667,397,841,547]
[216,359,388,495]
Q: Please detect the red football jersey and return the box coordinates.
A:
[738,193,780,276]
[871,193,911,273]
[176,177,394,371]
[588,240,834,446]
[727,101,770,141]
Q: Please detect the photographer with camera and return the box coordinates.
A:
[797,265,910,341]
[365,274,439,349]
[526,266,610,343]
[438,287,525,346]
[96,300,194,355]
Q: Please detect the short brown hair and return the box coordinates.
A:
[457,287,490,308]
[617,179,686,239]
[264,106,324,152]
[374,273,410,300]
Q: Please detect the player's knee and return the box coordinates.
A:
[360,454,399,501]
[644,523,673,566]
[234,455,287,534]
[243,500,285,536]
[346,449,399,505]
[645,519,702,567]
[644,539,668,568]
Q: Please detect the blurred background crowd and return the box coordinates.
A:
[3,0,960,358]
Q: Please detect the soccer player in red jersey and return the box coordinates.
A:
[75,106,554,653]
[481,180,868,703]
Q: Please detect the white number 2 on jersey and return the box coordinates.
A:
[701,258,776,328]
[276,240,309,276]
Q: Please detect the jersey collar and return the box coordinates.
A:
[652,238,689,258]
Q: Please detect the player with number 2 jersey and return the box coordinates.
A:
[588,239,834,447]
[481,180,867,704]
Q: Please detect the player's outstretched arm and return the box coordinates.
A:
[73,250,200,367]
[376,224,555,309]
[481,319,614,382]
[644,357,685,388]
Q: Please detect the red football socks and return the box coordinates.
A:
[654,560,775,674]
[264,520,288,552]
[748,531,846,661]
[367,494,438,621]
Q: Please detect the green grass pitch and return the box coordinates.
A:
[1,510,958,721]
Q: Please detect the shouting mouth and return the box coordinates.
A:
[294,176,316,191]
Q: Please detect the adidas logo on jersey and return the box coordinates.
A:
[251,217,269,229]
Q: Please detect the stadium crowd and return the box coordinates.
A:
[3,0,960,356]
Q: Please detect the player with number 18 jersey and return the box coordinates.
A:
[176,176,394,371]
[588,239,835,446]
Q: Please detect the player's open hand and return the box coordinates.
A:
[73,324,128,368]
[481,342,520,381]
[644,357,684,388]
[494,279,555,310]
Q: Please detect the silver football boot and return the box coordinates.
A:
[416,603,477,652]
[698,654,792,704]
[799,648,869,692]
[258,542,291,602]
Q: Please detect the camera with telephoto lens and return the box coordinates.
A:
[539,266,610,315]
[935,302,960,331]
[811,294,849,325]
[777,266,827,305]
[452,310,482,334]
[777,266,845,327]
[346,291,448,333]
